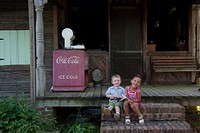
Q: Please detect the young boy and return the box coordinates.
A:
[123,74,144,124]
[103,74,125,121]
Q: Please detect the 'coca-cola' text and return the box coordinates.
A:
[56,56,80,64]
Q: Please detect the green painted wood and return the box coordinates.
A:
[0,30,30,65]
[0,32,5,65]
[4,31,10,65]
[18,30,30,64]
[10,30,18,64]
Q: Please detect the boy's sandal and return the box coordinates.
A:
[114,113,120,121]
[125,116,131,124]
[103,108,111,116]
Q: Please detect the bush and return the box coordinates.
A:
[0,96,56,133]
[60,108,99,133]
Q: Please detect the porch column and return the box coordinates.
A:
[191,5,197,57]
[196,5,200,63]
[191,4,200,62]
[34,0,48,96]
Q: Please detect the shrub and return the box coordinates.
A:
[0,96,56,133]
[60,108,99,133]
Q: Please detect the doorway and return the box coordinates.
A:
[110,5,143,83]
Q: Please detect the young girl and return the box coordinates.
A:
[123,74,144,124]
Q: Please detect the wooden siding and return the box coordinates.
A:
[0,65,30,98]
[0,1,31,99]
[87,51,110,84]
[0,0,29,30]
[0,1,56,98]
[43,2,54,90]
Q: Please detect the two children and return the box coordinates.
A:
[103,74,144,124]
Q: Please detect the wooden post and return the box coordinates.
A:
[28,0,36,104]
[34,0,48,96]
[197,5,200,64]
[143,0,148,84]
[191,5,200,83]
[191,5,198,57]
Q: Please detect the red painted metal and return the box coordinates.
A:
[52,49,88,91]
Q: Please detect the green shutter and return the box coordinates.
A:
[0,30,30,65]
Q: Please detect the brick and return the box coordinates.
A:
[144,113,154,121]
[125,125,131,133]
[101,121,192,133]
[101,103,190,133]
[153,125,163,133]
[142,125,149,133]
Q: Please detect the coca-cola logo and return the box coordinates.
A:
[56,56,80,64]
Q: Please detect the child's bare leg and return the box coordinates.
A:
[115,106,120,114]
[114,105,120,121]
[108,106,114,111]
[123,100,129,116]
[124,101,131,124]
[130,103,142,117]
[130,103,144,123]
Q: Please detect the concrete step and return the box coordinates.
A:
[101,103,185,121]
[100,120,192,133]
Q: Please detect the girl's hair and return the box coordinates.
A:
[111,74,121,81]
[133,74,141,79]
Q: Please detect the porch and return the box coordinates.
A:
[36,84,200,108]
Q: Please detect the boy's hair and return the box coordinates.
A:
[111,74,121,81]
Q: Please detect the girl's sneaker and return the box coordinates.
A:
[139,115,144,124]
[125,116,131,124]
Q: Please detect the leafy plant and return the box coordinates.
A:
[0,96,56,133]
[60,108,99,133]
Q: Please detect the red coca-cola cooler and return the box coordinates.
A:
[51,49,88,91]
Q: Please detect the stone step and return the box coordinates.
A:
[100,120,192,133]
[101,103,185,121]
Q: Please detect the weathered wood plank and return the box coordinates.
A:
[36,85,200,107]
[82,87,95,98]
[151,56,200,84]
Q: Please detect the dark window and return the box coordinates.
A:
[147,0,189,51]
[67,0,108,51]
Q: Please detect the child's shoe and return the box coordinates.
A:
[103,108,111,116]
[138,115,144,124]
[114,113,120,121]
[125,116,131,124]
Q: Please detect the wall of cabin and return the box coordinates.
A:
[0,1,56,98]
[43,2,55,90]
[0,0,30,98]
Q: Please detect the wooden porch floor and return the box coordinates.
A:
[36,84,200,107]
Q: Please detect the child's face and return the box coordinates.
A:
[131,77,141,88]
[111,77,121,87]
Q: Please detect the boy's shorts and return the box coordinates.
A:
[108,100,123,108]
